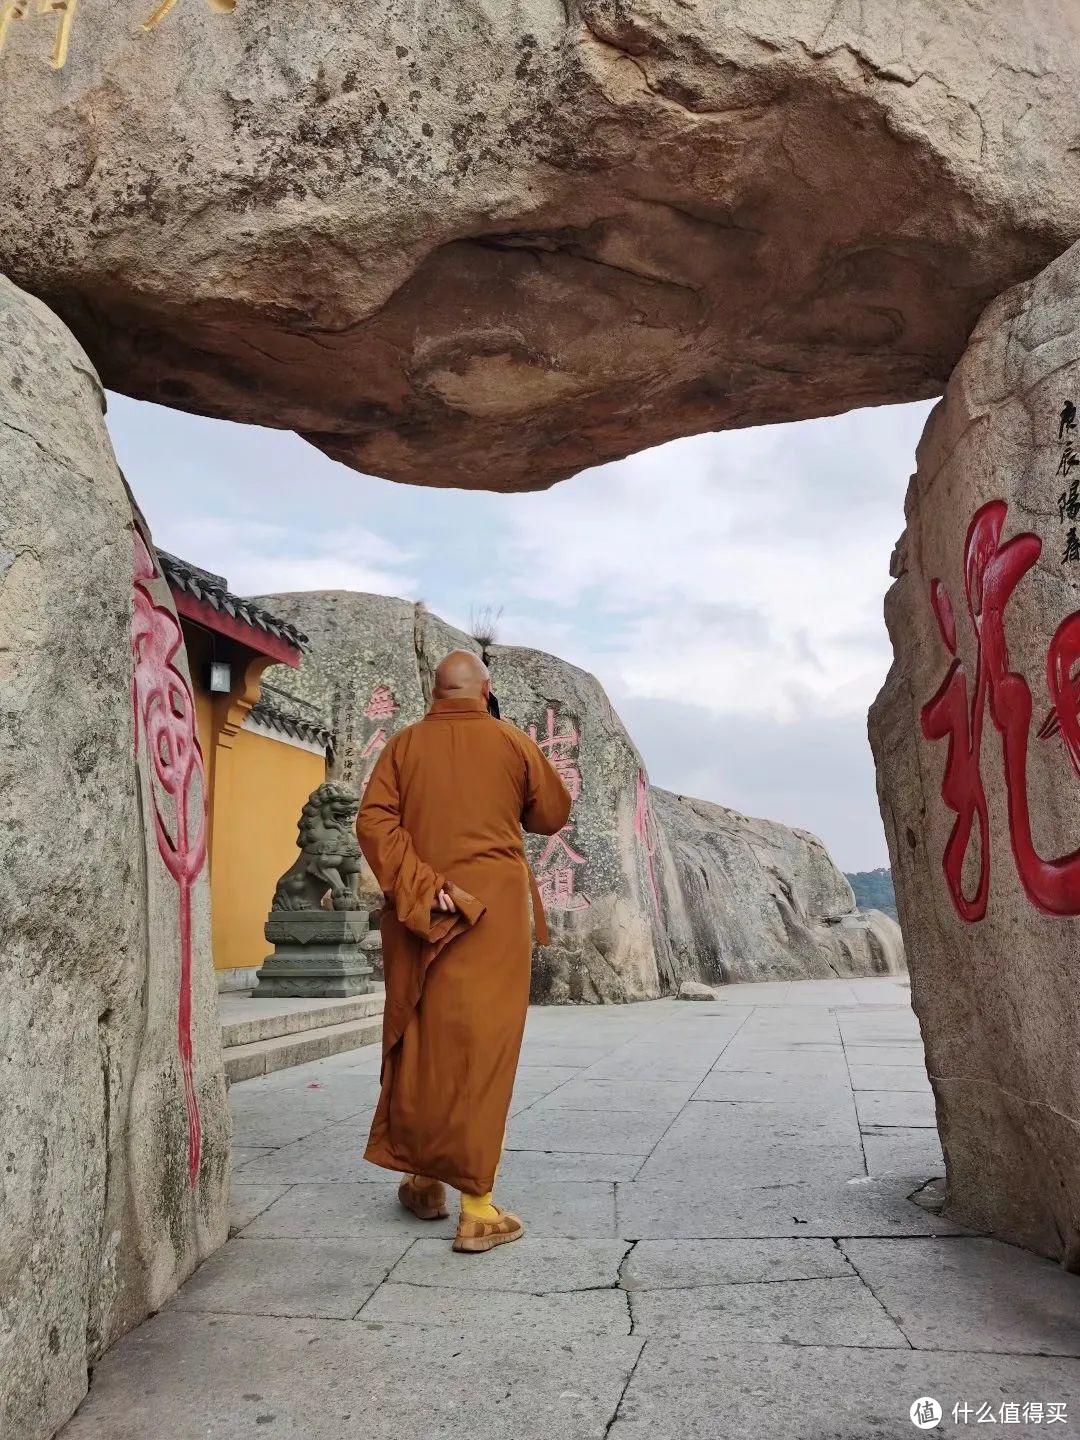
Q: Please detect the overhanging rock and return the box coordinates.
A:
[1,2,1079,488]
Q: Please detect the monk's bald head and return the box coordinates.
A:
[434,649,490,700]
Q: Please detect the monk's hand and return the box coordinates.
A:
[436,887,458,913]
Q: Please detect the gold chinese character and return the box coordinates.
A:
[144,0,234,31]
[0,0,78,69]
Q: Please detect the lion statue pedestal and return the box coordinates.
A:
[253,782,378,999]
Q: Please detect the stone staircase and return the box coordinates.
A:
[219,989,384,1083]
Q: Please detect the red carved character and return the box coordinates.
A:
[132,533,208,1186]
[363,684,398,721]
[536,827,591,912]
[528,706,583,803]
[633,769,662,914]
[922,501,1080,919]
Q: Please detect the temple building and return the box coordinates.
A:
[159,552,335,990]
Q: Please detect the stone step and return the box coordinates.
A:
[224,1013,384,1084]
[219,989,384,1048]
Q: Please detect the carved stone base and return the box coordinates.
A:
[254,908,375,999]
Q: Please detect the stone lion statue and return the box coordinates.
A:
[271,782,364,912]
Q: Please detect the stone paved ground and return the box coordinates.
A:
[64,978,1080,1438]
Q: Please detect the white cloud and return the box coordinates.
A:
[143,515,419,599]
[488,408,929,726]
[105,389,934,868]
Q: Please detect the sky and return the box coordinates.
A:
[105,392,936,872]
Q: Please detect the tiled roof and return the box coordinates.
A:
[249,683,335,751]
[158,551,309,650]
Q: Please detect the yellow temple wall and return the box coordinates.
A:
[212,728,325,974]
[183,621,327,976]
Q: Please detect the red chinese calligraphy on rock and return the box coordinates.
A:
[922,501,1080,920]
[529,706,582,803]
[132,532,208,1186]
[363,684,398,721]
[536,828,591,912]
[633,769,663,914]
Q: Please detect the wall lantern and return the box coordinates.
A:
[209,661,232,694]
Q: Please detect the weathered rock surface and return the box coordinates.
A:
[253,592,480,914]
[654,789,904,984]
[870,237,1080,1263]
[486,643,678,1003]
[2,3,1080,490]
[0,276,229,1440]
[677,980,718,1001]
[259,590,902,1002]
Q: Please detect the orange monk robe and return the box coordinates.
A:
[356,696,573,1195]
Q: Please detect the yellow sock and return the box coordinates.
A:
[460,1127,506,1221]
[460,1189,500,1222]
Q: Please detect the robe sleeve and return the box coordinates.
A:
[356,741,485,942]
[520,734,574,836]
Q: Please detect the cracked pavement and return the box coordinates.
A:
[62,978,1080,1438]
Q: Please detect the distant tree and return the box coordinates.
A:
[844,866,898,921]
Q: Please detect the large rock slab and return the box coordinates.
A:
[486,644,679,1002]
[0,276,229,1440]
[254,591,480,911]
[260,593,902,1001]
[870,237,1080,1263]
[653,789,905,983]
[2,4,1080,490]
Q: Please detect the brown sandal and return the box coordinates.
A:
[398,1176,449,1221]
[453,1207,524,1253]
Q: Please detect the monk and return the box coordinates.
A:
[356,650,572,1252]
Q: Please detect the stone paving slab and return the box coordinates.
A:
[528,1077,698,1113]
[61,977,1080,1440]
[498,1149,644,1184]
[709,1048,851,1076]
[622,1237,854,1288]
[389,1237,630,1293]
[693,1069,854,1102]
[775,984,866,1006]
[240,1180,449,1240]
[633,1097,864,1185]
[615,1174,973,1239]
[855,1089,938,1128]
[235,1120,398,1184]
[636,1138,868,1187]
[512,1043,618,1068]
[242,1178,617,1240]
[358,1283,631,1339]
[607,1340,1080,1440]
[226,1086,376,1147]
[169,1237,411,1320]
[843,1043,927,1065]
[512,1062,581,1088]
[842,1237,1080,1355]
[507,1106,673,1156]
[231,1145,275,1170]
[849,1063,933,1091]
[862,1127,945,1177]
[63,1313,644,1440]
[229,1182,291,1235]
[579,1049,727,1083]
[630,1275,909,1347]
